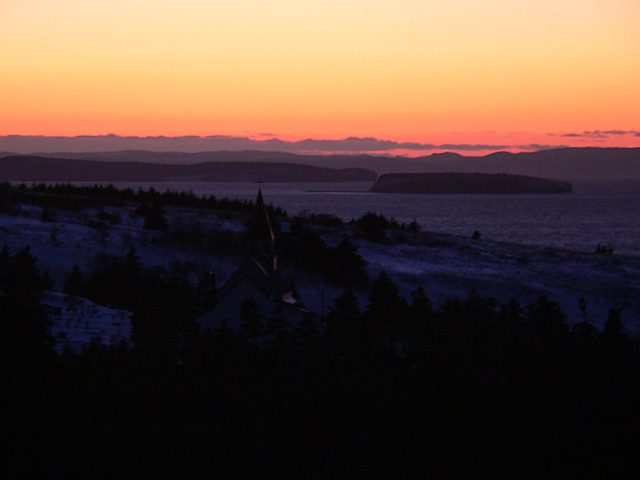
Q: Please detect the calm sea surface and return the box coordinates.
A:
[107,179,640,257]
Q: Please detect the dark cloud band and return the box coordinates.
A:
[0,134,598,155]
[560,130,639,139]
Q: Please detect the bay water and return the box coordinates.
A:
[106,178,640,257]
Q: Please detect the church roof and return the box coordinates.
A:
[217,256,291,305]
[196,255,316,329]
[197,189,317,331]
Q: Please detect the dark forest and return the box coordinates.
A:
[1,184,639,479]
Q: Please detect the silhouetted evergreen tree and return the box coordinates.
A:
[364,271,408,338]
[131,264,197,356]
[0,246,53,360]
[279,227,326,273]
[63,264,84,297]
[82,254,123,307]
[143,204,169,231]
[604,307,624,335]
[356,212,391,242]
[407,219,421,232]
[294,313,321,347]
[326,288,361,340]
[79,249,143,311]
[572,319,598,337]
[408,287,434,331]
[497,297,524,327]
[459,289,498,328]
[526,295,569,336]
[0,244,10,286]
[439,296,463,325]
[572,296,598,337]
[195,270,217,314]
[40,205,54,222]
[325,237,369,288]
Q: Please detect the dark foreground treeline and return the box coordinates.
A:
[2,249,640,478]
[3,181,280,216]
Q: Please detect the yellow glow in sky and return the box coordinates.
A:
[2,0,639,150]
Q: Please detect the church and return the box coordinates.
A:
[197,190,320,339]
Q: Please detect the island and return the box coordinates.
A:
[371,172,573,194]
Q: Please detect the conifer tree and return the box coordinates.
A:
[143,205,169,231]
[459,289,498,327]
[63,264,84,297]
[327,288,361,336]
[408,287,434,325]
[121,247,143,310]
[497,298,524,327]
[604,307,623,335]
[357,212,390,242]
[195,270,217,314]
[526,295,568,335]
[364,271,408,337]
[131,264,197,354]
[0,246,53,359]
[0,245,10,288]
[326,237,369,287]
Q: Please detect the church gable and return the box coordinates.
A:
[200,275,277,332]
[196,189,321,342]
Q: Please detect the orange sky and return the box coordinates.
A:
[2,0,639,153]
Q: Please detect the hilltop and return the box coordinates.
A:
[0,155,376,183]
[3,178,640,480]
[1,183,637,334]
[2,147,639,179]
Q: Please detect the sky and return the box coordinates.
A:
[2,0,639,155]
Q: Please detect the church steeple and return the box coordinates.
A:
[246,189,278,271]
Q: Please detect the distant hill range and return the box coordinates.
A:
[0,156,376,183]
[3,147,640,180]
[372,172,573,194]
[0,147,639,180]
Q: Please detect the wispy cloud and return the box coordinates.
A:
[437,144,509,151]
[0,135,514,154]
[557,130,640,139]
[0,135,611,156]
[518,144,569,151]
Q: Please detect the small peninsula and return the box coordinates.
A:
[371,172,573,194]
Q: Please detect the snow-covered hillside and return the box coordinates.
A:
[0,204,239,288]
[350,232,640,335]
[44,291,132,352]
[2,200,639,337]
